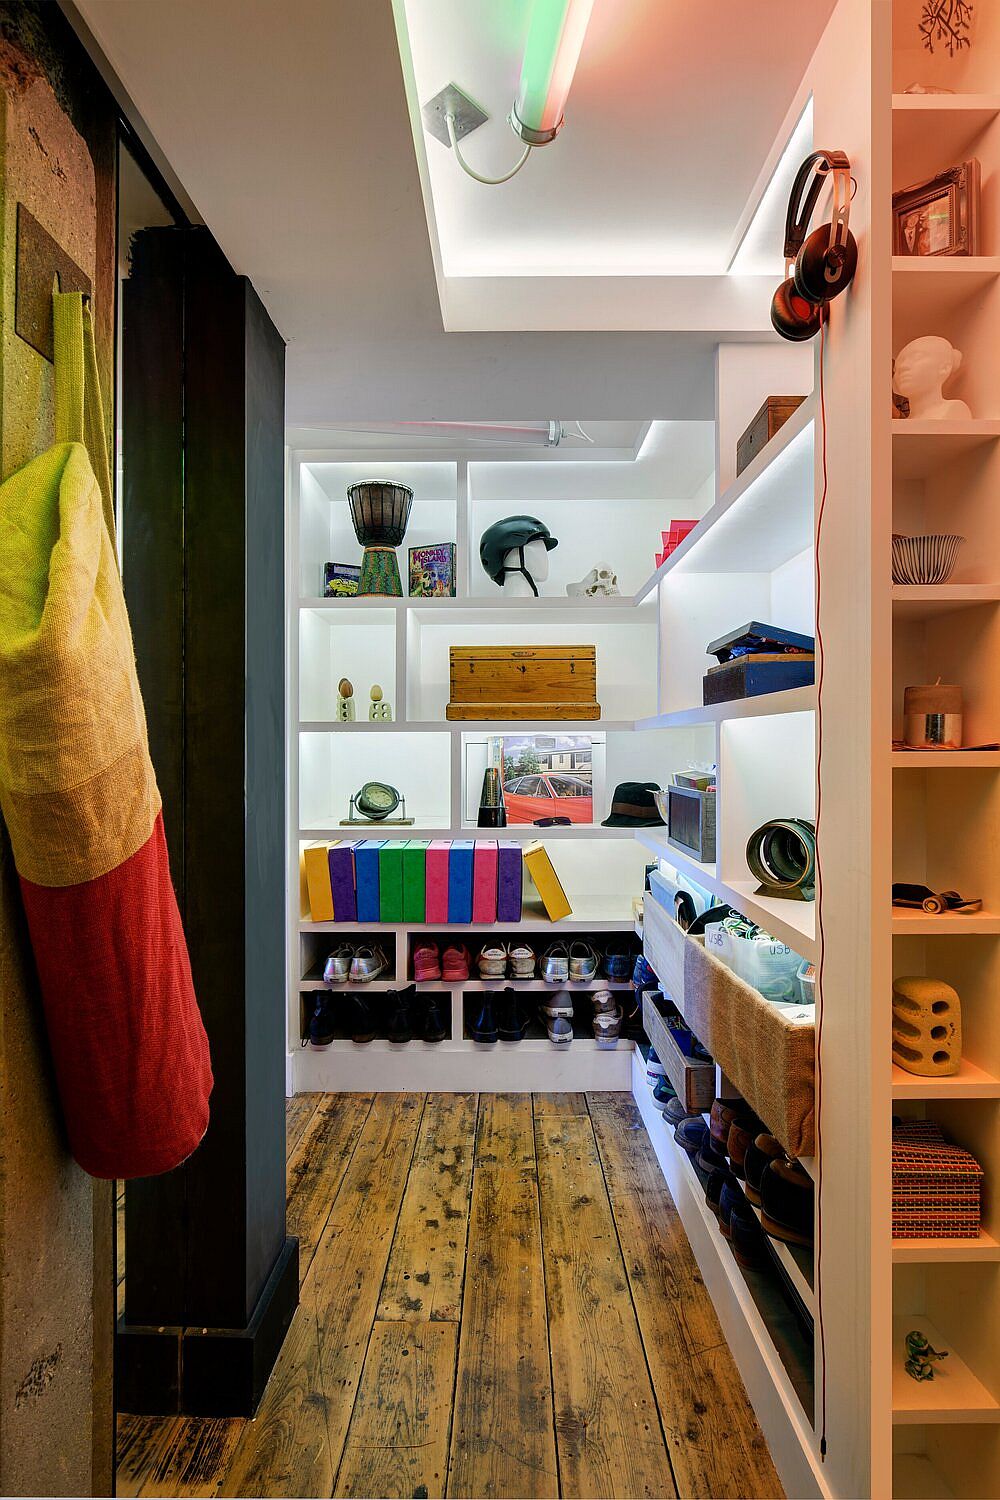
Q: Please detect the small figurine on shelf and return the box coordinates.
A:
[368,684,392,721]
[566,565,620,598]
[904,1329,949,1382]
[337,677,356,722]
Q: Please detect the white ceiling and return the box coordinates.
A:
[70,0,831,428]
[398,0,835,277]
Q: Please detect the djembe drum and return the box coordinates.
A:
[347,480,413,597]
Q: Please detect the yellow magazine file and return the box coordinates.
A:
[523,841,573,921]
[302,842,336,921]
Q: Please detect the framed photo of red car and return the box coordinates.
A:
[892,159,980,258]
[462,732,605,828]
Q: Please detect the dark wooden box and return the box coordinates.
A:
[703,657,815,705]
[736,395,806,476]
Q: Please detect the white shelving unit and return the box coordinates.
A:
[287,431,714,1093]
[886,14,1000,1493]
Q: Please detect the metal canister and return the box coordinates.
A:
[903,683,963,749]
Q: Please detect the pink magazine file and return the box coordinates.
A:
[472,840,498,924]
[425,840,452,924]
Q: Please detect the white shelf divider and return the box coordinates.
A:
[636,685,816,731]
[635,398,815,601]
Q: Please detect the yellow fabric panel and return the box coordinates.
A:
[0,294,159,887]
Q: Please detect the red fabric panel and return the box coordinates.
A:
[19,813,213,1178]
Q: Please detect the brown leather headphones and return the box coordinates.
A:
[771,150,857,342]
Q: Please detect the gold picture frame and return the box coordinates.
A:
[892,159,981,257]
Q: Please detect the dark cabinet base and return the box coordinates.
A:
[117,1236,299,1417]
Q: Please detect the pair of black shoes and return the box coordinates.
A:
[384,985,447,1045]
[471,987,529,1044]
[307,986,446,1047]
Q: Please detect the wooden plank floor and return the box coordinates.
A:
[116,1092,783,1500]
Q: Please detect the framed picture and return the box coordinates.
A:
[462,732,606,827]
[408,542,456,597]
[892,160,980,257]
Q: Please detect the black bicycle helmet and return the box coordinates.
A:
[479,515,558,595]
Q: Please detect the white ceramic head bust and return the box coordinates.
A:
[501,536,550,597]
[893,336,972,420]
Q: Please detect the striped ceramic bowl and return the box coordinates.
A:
[891,533,965,586]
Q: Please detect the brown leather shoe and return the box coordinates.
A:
[760,1158,814,1246]
[709,1098,741,1155]
[727,1116,764,1180]
[743,1133,785,1205]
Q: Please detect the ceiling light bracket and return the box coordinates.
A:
[508,102,562,147]
[422,83,489,149]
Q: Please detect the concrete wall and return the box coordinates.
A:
[0,5,115,1494]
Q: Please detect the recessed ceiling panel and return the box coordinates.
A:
[399,0,836,278]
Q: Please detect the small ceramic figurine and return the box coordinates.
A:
[337,677,356,722]
[904,1329,948,1383]
[567,565,621,598]
[892,336,972,420]
[368,684,392,721]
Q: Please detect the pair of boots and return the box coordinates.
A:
[470,988,528,1044]
[307,985,445,1046]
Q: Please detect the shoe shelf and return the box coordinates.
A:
[630,1052,821,1497]
[892,1317,1000,1426]
[746,1201,816,1318]
[300,976,636,993]
[296,1031,635,1092]
[299,896,638,933]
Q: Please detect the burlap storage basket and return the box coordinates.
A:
[647,906,814,1157]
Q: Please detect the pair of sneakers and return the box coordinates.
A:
[476,942,535,979]
[413,941,470,982]
[541,940,599,983]
[591,989,622,1049]
[323,943,389,986]
[539,991,574,1046]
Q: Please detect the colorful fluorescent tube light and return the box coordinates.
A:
[510,0,595,145]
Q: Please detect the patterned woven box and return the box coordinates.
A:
[892,1123,984,1239]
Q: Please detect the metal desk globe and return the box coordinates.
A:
[347,480,413,596]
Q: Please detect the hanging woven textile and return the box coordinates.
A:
[0,291,212,1179]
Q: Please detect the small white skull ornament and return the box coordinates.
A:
[567,565,620,597]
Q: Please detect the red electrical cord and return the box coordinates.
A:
[814,313,829,1461]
